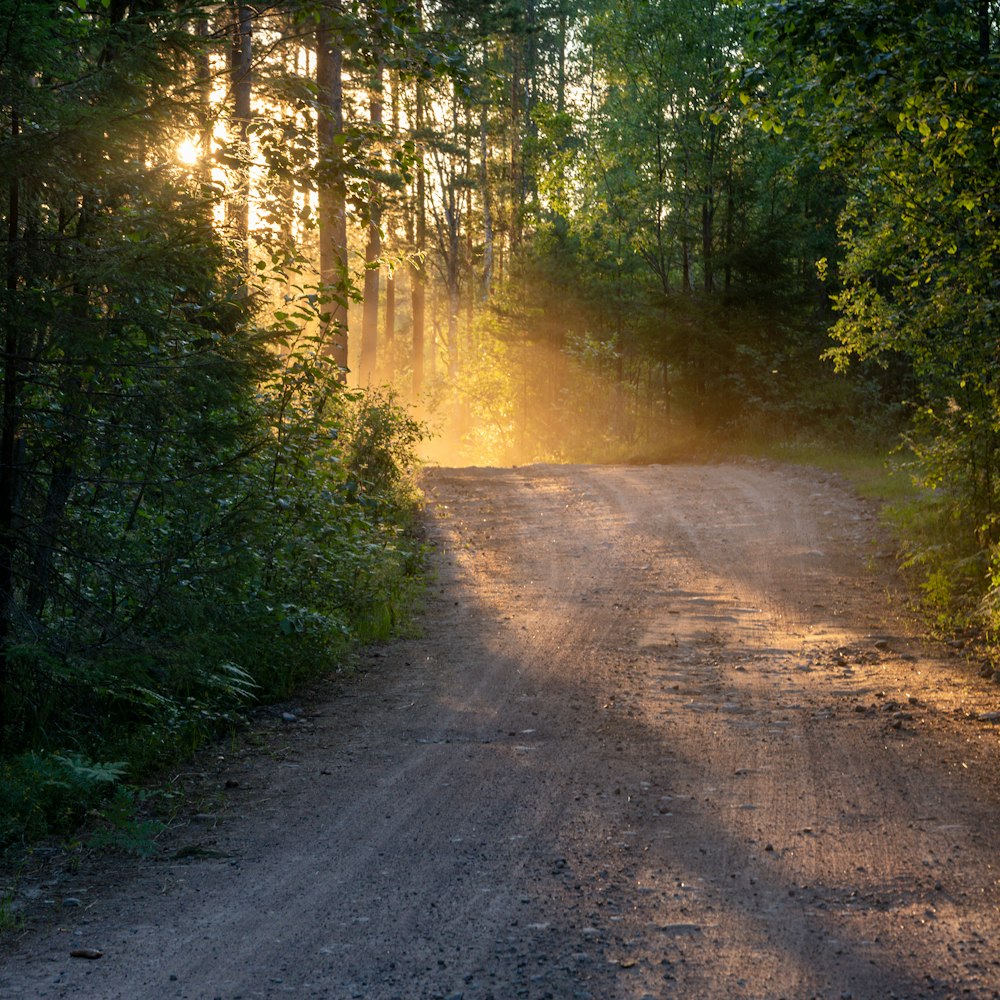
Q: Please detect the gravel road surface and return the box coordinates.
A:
[3,462,1000,1000]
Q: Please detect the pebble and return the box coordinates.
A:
[62,897,82,907]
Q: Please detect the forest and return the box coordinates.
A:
[0,0,997,849]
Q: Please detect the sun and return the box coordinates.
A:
[177,137,200,166]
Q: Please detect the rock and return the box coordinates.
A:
[62,897,82,907]
[977,711,1000,722]
[281,712,297,723]
[70,948,103,960]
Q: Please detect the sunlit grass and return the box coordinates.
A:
[721,430,920,506]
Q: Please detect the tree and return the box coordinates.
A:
[316,5,350,376]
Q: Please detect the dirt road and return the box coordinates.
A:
[4,462,1000,1000]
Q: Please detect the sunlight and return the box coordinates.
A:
[177,136,200,166]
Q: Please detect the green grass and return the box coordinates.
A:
[723,428,997,642]
[733,435,920,505]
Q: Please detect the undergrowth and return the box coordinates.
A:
[0,386,427,858]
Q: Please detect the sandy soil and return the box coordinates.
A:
[3,461,1000,1000]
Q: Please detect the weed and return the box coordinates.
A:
[0,882,22,933]
[87,787,166,858]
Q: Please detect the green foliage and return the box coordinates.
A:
[87,786,166,858]
[746,0,1000,626]
[0,752,124,848]
[448,0,884,456]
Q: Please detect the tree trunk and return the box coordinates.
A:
[228,3,252,270]
[479,97,494,302]
[557,3,567,115]
[0,109,20,749]
[701,125,717,294]
[382,72,400,380]
[384,271,395,377]
[510,37,523,253]
[194,13,214,201]
[724,158,734,291]
[359,64,384,385]
[316,10,349,378]
[411,41,426,401]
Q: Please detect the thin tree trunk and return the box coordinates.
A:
[724,159,734,291]
[510,37,523,253]
[228,3,252,270]
[411,35,426,400]
[316,10,349,378]
[681,157,692,293]
[382,72,399,380]
[0,109,20,748]
[479,97,494,302]
[384,271,395,378]
[557,3,567,115]
[195,14,214,201]
[359,63,384,385]
[702,126,717,294]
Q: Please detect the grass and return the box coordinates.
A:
[0,882,21,932]
[732,434,920,505]
[723,428,997,646]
